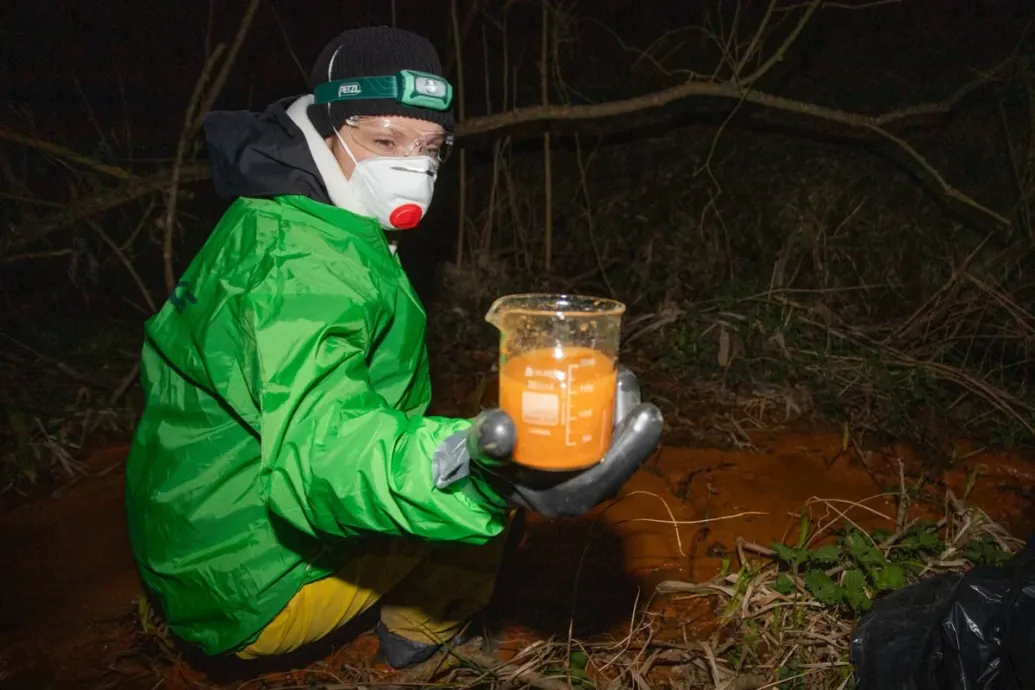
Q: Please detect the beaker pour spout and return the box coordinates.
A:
[484,294,516,329]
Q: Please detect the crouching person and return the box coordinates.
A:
[124,26,663,669]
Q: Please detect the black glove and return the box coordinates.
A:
[432,366,663,518]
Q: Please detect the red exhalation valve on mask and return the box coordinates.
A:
[389,204,423,230]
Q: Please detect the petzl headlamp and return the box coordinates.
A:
[313,69,454,111]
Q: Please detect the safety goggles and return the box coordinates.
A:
[342,116,453,164]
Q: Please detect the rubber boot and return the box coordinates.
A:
[374,612,486,670]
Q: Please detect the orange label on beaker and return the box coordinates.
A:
[499,346,617,471]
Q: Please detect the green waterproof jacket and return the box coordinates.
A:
[124,98,508,656]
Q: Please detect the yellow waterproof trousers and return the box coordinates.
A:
[236,528,510,659]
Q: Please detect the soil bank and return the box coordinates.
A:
[1,430,1031,688]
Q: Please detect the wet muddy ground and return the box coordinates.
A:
[1,422,1032,689]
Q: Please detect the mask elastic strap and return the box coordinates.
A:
[333,129,362,171]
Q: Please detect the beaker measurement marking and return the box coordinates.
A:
[525,366,564,379]
[564,363,577,447]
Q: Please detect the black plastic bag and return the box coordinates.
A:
[850,536,1035,690]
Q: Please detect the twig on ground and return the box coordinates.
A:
[896,457,908,533]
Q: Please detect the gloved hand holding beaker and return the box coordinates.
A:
[432,294,664,518]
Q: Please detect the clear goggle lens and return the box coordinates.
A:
[344,116,453,164]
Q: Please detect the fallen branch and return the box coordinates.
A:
[459,67,1013,225]
[0,124,133,180]
[0,248,73,264]
[6,163,210,251]
[457,58,1015,139]
[2,24,1016,252]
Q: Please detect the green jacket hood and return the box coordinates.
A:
[202,97,334,205]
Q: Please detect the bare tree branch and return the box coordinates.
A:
[736,0,778,76]
[2,16,1017,252]
[456,59,1015,226]
[191,0,262,141]
[0,124,133,180]
[163,44,225,294]
[5,164,210,251]
[740,0,821,87]
[457,58,1014,138]
[163,0,261,293]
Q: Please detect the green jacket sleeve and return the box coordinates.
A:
[246,275,508,545]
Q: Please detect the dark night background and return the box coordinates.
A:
[2,1,1035,688]
[4,0,1032,327]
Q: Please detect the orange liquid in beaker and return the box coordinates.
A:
[499,346,617,471]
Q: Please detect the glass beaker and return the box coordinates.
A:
[485,293,626,471]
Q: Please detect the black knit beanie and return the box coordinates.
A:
[306,26,454,137]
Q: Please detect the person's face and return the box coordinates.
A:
[326,115,449,179]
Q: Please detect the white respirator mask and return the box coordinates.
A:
[334,130,439,231]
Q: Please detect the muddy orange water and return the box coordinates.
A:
[499,345,616,470]
[1,429,1032,688]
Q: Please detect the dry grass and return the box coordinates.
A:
[119,484,1023,690]
[647,495,1021,689]
[427,116,1035,454]
[0,325,139,495]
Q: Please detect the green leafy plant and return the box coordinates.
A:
[965,534,1011,567]
[771,520,948,615]
[536,650,594,690]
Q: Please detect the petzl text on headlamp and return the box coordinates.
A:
[313,70,454,111]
